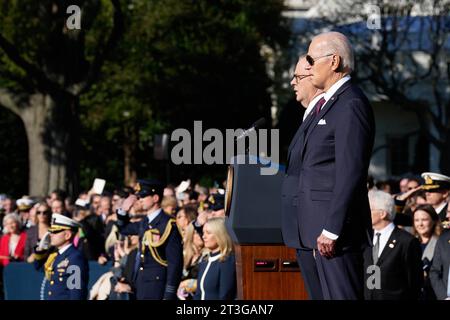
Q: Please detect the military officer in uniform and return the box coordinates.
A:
[116,179,183,300]
[34,214,89,300]
[421,172,450,227]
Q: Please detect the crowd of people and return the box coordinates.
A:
[365,172,450,300]
[0,170,449,300]
[0,179,236,300]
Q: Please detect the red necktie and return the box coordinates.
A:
[315,97,326,115]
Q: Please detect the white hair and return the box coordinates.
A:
[316,32,354,73]
[368,190,396,221]
[3,213,22,229]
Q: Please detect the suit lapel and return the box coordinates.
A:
[286,112,316,169]
[302,80,353,155]
[377,227,399,266]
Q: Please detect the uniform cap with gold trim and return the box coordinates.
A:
[48,213,82,232]
[207,193,225,211]
[16,197,34,211]
[421,172,450,191]
[134,179,165,198]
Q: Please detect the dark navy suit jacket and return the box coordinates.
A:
[282,80,375,250]
[118,211,183,300]
[363,227,423,300]
[194,252,236,300]
[430,230,450,299]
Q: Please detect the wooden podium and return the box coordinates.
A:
[225,155,308,300]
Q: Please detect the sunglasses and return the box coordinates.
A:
[306,53,334,66]
[37,210,49,215]
[49,229,66,234]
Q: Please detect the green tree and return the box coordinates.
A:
[0,0,124,196]
[80,0,290,186]
[0,0,289,195]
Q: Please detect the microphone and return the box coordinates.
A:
[236,117,266,141]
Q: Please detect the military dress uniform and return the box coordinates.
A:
[421,172,450,228]
[116,179,183,300]
[34,214,89,300]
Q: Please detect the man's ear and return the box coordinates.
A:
[443,190,449,199]
[380,210,389,220]
[64,230,72,241]
[331,54,342,72]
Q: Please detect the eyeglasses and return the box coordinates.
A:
[306,53,334,66]
[293,74,310,83]
[37,210,49,215]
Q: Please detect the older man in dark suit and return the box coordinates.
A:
[429,230,450,300]
[283,32,375,300]
[364,190,423,300]
[281,55,325,299]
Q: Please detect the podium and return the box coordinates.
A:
[225,155,308,300]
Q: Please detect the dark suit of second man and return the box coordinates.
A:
[282,32,375,300]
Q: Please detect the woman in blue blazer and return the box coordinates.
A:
[194,217,236,300]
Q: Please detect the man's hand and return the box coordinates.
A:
[121,195,137,212]
[395,185,422,201]
[97,255,108,265]
[317,233,336,258]
[114,282,132,293]
[196,210,209,226]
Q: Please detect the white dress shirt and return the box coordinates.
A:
[303,93,326,121]
[58,243,72,255]
[435,201,447,217]
[320,74,351,241]
[147,208,162,224]
[322,75,351,106]
[373,222,395,258]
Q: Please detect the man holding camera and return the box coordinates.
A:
[116,179,183,300]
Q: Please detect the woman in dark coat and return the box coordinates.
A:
[24,202,51,261]
[194,217,236,300]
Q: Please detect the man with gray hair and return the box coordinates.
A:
[289,31,375,299]
[363,190,423,300]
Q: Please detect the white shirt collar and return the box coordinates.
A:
[147,208,162,224]
[435,201,447,214]
[373,222,395,258]
[323,74,351,102]
[374,222,395,236]
[58,243,72,255]
[303,93,325,121]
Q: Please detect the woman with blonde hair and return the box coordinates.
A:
[194,217,236,300]
[177,223,205,299]
[24,202,51,262]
